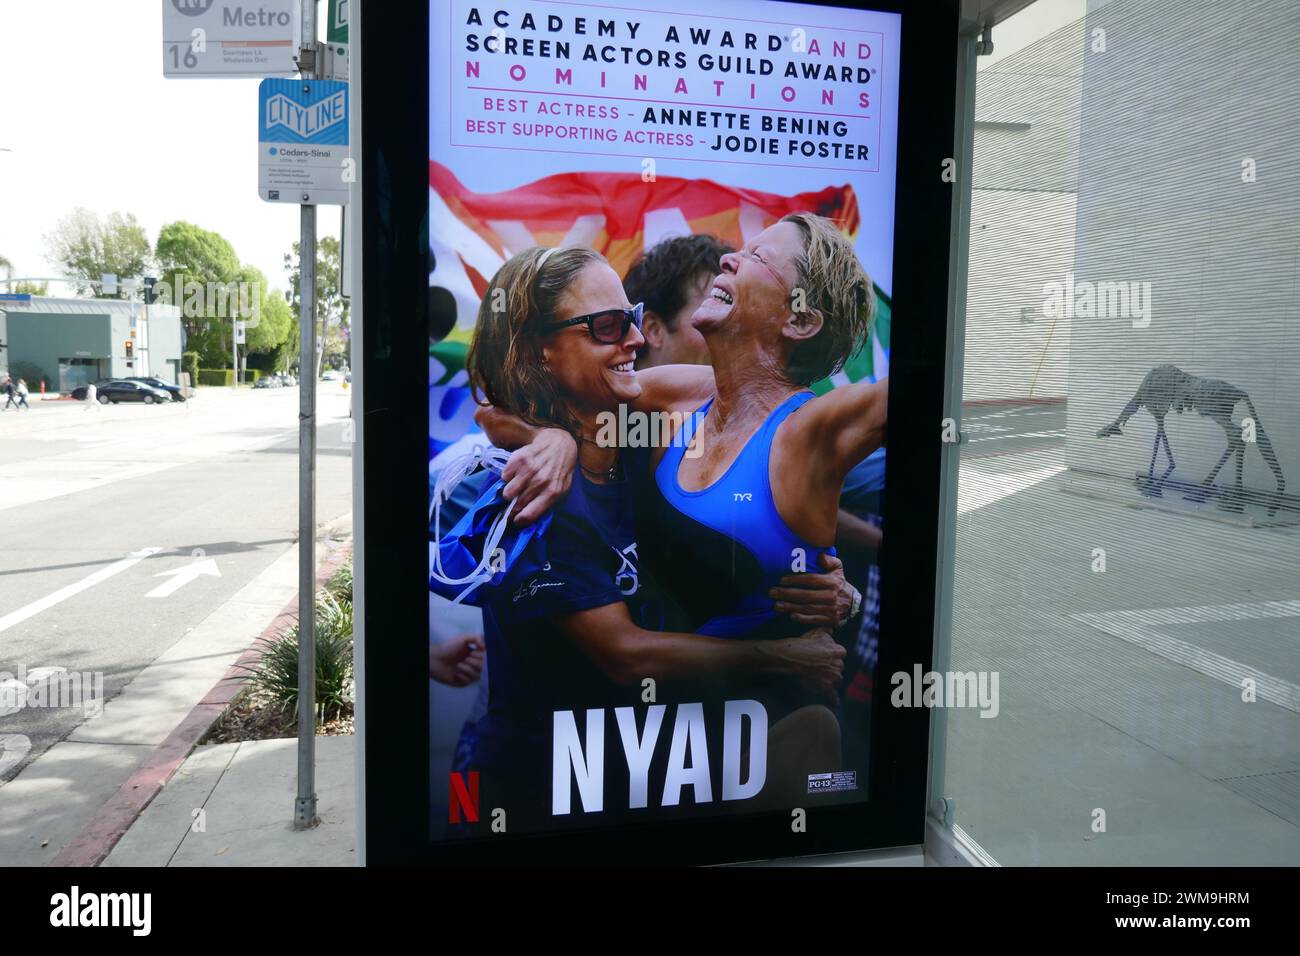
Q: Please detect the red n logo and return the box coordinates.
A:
[448,771,479,823]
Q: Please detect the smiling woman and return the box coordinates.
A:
[429,245,852,831]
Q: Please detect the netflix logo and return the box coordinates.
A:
[449,770,479,823]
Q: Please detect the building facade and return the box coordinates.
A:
[0,297,183,392]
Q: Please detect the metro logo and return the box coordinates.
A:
[448,770,479,823]
[171,0,214,15]
[264,90,347,139]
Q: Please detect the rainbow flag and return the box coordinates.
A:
[428,163,889,453]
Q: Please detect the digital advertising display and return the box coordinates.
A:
[425,0,901,844]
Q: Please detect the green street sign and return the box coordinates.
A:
[327,0,348,43]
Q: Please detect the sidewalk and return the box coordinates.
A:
[940,446,1300,864]
[0,519,352,866]
[103,735,355,867]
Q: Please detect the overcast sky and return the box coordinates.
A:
[0,0,341,294]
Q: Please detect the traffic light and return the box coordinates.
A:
[143,277,158,305]
[124,340,134,358]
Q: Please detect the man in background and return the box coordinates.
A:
[624,234,733,369]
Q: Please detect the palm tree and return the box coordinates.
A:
[0,254,12,279]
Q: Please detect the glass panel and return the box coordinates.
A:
[937,0,1300,865]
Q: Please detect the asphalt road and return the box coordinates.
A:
[0,386,352,781]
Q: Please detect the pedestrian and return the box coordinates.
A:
[15,378,29,410]
[84,381,99,411]
[1,377,16,411]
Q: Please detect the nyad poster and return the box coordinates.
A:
[427,0,899,839]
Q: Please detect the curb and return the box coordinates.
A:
[49,543,352,868]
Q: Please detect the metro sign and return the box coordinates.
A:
[265,89,348,140]
[161,0,298,78]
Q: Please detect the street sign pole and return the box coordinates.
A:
[294,0,320,831]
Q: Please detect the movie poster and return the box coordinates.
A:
[427,0,900,840]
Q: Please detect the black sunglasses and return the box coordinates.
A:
[542,302,643,344]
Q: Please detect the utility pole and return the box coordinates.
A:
[294,0,320,831]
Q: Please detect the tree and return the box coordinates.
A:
[44,209,153,296]
[0,257,44,294]
[0,254,48,294]
[284,234,350,377]
[247,289,293,356]
[155,220,242,355]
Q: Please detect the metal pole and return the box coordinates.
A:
[294,0,320,830]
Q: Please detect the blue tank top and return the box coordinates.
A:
[644,390,835,638]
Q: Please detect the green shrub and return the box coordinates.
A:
[324,562,352,604]
[245,368,261,384]
[197,368,235,386]
[236,589,354,726]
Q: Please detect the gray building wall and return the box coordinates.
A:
[965,15,1084,401]
[0,302,184,390]
[5,310,113,391]
[146,309,183,384]
[1065,0,1300,495]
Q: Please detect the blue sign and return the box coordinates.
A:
[259,79,349,146]
[258,78,351,205]
[0,293,32,304]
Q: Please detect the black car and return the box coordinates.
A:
[71,380,171,404]
[125,376,186,402]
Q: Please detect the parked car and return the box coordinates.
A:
[125,376,186,402]
[321,370,340,381]
[71,380,171,404]
[253,375,282,389]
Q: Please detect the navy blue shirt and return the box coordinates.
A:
[473,466,658,820]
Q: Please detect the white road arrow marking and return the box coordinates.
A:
[145,558,221,599]
[0,547,162,634]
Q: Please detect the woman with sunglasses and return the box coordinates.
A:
[454,245,851,831]
[481,215,886,715]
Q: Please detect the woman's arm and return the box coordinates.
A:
[631,364,717,415]
[558,602,845,702]
[802,377,888,483]
[474,404,577,527]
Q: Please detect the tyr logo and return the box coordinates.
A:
[733,492,753,502]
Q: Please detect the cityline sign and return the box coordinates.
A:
[161,0,299,78]
[265,88,347,139]
[258,78,351,205]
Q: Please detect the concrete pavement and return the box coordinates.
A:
[0,385,353,865]
[939,440,1300,864]
[103,736,355,867]
[0,385,352,780]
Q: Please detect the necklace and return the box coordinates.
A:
[579,460,618,481]
[578,442,619,481]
